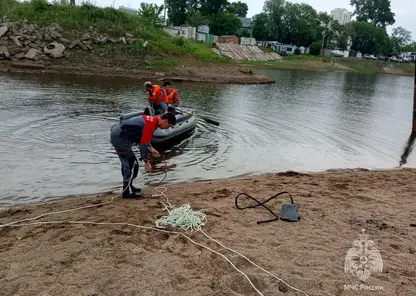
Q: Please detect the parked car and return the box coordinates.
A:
[330,50,344,57]
[377,55,389,61]
[363,54,377,60]
[390,56,403,62]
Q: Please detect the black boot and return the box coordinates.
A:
[122,182,141,199]
[130,160,141,193]
[130,183,141,194]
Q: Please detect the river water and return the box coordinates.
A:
[0,70,415,204]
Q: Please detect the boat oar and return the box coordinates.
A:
[176,108,220,126]
[140,100,220,126]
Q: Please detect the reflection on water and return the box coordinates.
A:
[0,70,414,204]
[399,119,416,167]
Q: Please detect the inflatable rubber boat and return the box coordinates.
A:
[119,108,198,146]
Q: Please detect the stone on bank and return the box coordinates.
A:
[0,17,140,64]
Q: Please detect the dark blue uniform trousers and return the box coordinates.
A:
[110,124,139,184]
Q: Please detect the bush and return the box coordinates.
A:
[310,41,322,56]
[31,0,49,13]
[173,37,185,47]
[294,48,301,55]
[322,56,332,63]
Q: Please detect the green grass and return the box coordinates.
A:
[150,57,179,70]
[336,57,415,74]
[240,54,332,68]
[396,63,416,74]
[260,47,274,53]
[241,59,296,68]
[284,55,332,63]
[0,0,226,62]
[334,57,377,73]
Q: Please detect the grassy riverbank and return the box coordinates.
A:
[1,0,221,61]
[0,0,273,84]
[241,55,416,76]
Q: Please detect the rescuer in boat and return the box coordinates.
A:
[162,81,180,108]
[110,112,176,198]
[144,81,168,115]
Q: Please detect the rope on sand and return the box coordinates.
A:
[155,204,207,231]
[153,187,207,231]
[0,186,310,296]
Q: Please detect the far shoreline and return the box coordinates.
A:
[240,56,415,77]
[245,63,415,77]
[1,58,412,85]
[0,60,276,85]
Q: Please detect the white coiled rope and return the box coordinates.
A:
[153,187,207,231]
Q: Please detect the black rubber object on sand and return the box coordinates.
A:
[235,191,301,224]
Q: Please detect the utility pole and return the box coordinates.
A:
[250,19,253,39]
[401,60,416,166]
[320,26,328,56]
[413,61,416,132]
[164,0,167,26]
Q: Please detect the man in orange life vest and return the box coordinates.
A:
[144,81,168,115]
[110,112,176,198]
[162,81,180,107]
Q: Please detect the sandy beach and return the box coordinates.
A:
[1,168,415,296]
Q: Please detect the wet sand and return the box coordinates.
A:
[0,59,275,85]
[1,168,415,296]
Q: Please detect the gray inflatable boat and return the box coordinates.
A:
[119,108,198,146]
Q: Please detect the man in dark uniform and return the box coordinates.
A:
[110,112,176,198]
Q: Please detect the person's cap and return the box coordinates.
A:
[162,81,171,86]
[144,81,152,87]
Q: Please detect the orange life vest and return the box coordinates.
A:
[147,85,167,104]
[166,89,180,105]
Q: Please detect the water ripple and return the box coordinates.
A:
[0,71,414,204]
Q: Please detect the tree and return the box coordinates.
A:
[347,21,390,54]
[391,26,412,52]
[137,3,165,28]
[166,0,188,26]
[199,0,229,15]
[226,1,248,17]
[238,29,251,37]
[350,0,395,27]
[316,12,349,49]
[338,34,349,50]
[186,7,212,27]
[402,41,416,52]
[379,36,393,55]
[263,0,285,41]
[209,11,242,35]
[280,3,318,46]
[252,13,271,41]
[317,12,343,48]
